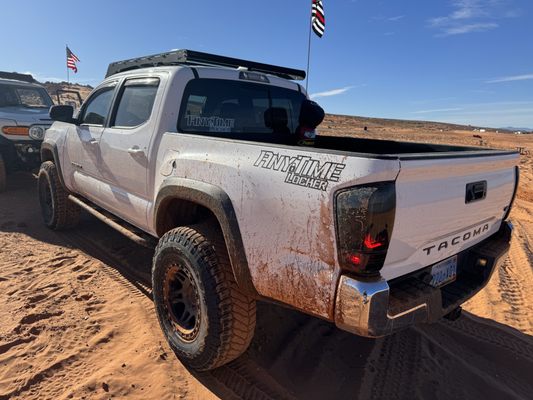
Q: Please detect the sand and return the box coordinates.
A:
[1,119,532,399]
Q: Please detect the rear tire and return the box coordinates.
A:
[38,161,81,230]
[152,224,256,371]
[0,153,6,193]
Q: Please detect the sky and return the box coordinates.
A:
[1,0,532,129]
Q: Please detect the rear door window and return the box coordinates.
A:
[178,79,305,142]
[112,78,160,128]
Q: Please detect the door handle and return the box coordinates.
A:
[88,139,98,145]
[128,146,144,155]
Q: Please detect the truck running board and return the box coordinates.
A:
[68,195,157,248]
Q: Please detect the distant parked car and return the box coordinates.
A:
[0,78,53,191]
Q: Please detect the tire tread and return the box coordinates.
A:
[39,161,80,230]
[153,224,256,371]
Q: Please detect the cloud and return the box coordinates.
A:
[428,0,518,36]
[371,15,405,22]
[486,73,533,83]
[442,22,498,35]
[411,107,464,114]
[387,15,404,21]
[311,86,354,99]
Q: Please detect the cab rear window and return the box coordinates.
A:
[178,79,305,143]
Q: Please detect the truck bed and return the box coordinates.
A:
[314,135,516,158]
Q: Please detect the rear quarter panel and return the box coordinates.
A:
[151,135,400,319]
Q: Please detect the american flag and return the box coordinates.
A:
[66,46,80,73]
[312,0,325,38]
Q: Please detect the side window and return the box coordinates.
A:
[112,78,159,128]
[80,87,115,126]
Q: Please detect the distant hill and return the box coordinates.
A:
[41,81,93,105]
[0,71,36,83]
[500,127,533,133]
[322,113,499,134]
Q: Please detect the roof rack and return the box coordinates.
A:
[105,49,306,81]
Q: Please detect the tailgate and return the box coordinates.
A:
[381,152,518,280]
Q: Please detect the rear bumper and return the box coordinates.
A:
[334,220,513,337]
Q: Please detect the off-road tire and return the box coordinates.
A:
[0,153,6,193]
[152,224,256,371]
[38,161,81,230]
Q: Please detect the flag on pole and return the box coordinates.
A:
[311,0,325,38]
[66,46,80,73]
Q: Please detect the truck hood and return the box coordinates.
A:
[0,106,52,125]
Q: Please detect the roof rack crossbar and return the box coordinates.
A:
[105,49,306,81]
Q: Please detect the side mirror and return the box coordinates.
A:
[295,100,325,146]
[299,100,325,129]
[49,105,75,123]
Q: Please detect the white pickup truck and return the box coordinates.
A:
[39,50,518,371]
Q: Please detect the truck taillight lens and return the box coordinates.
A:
[335,182,396,276]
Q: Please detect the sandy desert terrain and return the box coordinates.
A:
[0,116,532,399]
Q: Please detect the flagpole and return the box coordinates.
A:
[66,44,69,85]
[305,0,313,92]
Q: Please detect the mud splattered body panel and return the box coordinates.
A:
[152,136,400,318]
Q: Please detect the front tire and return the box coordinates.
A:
[152,225,256,371]
[38,161,81,230]
[0,153,6,193]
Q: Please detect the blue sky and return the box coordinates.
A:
[1,0,532,128]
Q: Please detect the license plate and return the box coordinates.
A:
[429,256,457,288]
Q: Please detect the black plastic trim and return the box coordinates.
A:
[154,178,257,296]
[171,132,519,161]
[106,49,306,80]
[503,165,519,221]
[40,142,66,188]
[190,67,199,79]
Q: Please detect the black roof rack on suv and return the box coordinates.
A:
[105,49,306,81]
[0,71,36,84]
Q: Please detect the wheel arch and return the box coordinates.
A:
[154,178,257,297]
[40,142,66,188]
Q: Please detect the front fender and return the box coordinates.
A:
[40,142,66,188]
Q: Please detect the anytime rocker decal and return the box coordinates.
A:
[254,150,346,191]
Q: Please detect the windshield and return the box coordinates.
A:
[178,79,306,142]
[0,84,53,108]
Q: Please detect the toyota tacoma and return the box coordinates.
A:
[39,50,518,371]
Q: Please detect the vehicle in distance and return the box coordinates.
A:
[0,75,53,191]
[39,50,518,371]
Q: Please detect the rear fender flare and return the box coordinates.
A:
[154,178,257,297]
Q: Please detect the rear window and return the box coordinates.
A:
[178,79,305,142]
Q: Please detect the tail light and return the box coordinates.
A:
[335,182,396,276]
